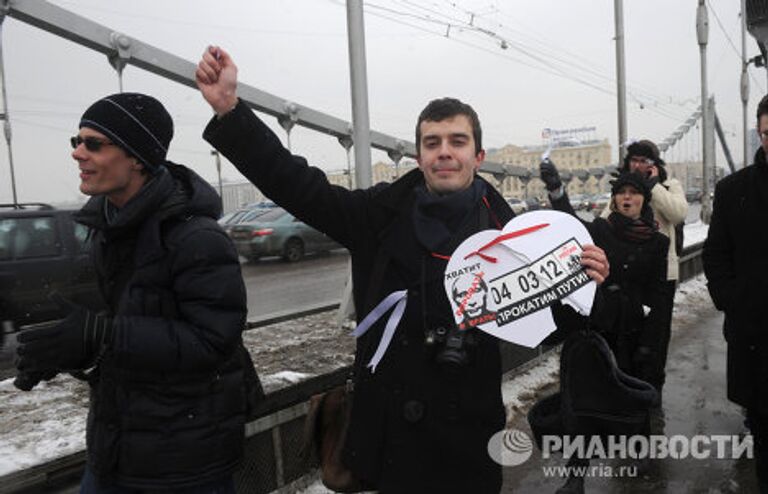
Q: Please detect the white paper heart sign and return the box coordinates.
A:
[444,210,595,347]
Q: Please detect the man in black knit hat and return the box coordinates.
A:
[13,93,258,492]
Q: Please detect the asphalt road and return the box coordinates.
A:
[240,249,350,321]
[222,201,708,321]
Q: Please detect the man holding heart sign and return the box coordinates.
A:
[197,46,609,493]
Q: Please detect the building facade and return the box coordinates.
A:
[486,139,613,200]
[326,161,419,188]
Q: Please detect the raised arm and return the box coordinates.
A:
[196,46,376,250]
[196,45,239,117]
[649,177,688,226]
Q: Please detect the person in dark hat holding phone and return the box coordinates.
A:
[12,92,258,493]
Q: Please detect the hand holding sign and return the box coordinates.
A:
[444,210,596,348]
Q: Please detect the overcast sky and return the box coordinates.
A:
[0,0,760,204]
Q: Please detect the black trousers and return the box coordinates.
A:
[646,280,676,394]
[748,409,768,486]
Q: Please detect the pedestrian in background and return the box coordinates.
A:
[703,93,768,494]
[539,164,668,494]
[597,140,687,400]
[541,164,669,382]
[14,93,258,493]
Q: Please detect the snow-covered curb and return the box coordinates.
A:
[0,273,714,479]
[683,221,708,248]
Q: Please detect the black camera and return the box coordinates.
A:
[424,324,477,368]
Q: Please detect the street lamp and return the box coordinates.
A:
[0,15,18,206]
[211,150,223,207]
[746,0,768,87]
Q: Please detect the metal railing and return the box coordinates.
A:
[0,243,707,494]
[2,0,623,185]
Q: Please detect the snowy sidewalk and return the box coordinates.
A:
[294,274,718,494]
[0,220,710,483]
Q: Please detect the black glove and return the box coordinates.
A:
[16,295,113,373]
[539,159,562,191]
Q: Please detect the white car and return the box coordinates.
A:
[507,198,527,215]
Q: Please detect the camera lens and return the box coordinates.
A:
[435,327,469,367]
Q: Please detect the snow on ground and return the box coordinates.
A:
[242,310,355,393]
[260,371,315,389]
[671,273,714,326]
[294,479,335,494]
[0,273,715,480]
[683,221,709,248]
[501,352,560,424]
[0,376,88,476]
[0,311,352,478]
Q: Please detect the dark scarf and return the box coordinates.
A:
[75,168,187,311]
[607,207,657,243]
[412,178,486,253]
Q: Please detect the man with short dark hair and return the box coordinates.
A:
[196,45,609,493]
[704,93,768,494]
[14,92,256,492]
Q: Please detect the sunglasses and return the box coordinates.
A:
[70,135,116,152]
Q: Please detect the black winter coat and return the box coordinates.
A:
[703,147,768,414]
[73,164,253,489]
[205,101,513,493]
[550,194,669,380]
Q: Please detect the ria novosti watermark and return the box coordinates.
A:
[488,429,754,467]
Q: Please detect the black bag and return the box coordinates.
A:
[303,384,365,493]
[528,331,658,451]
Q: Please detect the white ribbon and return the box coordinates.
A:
[351,289,408,373]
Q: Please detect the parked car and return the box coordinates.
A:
[228,207,342,262]
[0,203,100,327]
[587,192,612,216]
[219,206,272,235]
[507,198,527,215]
[524,197,544,212]
[568,193,588,211]
[685,188,702,203]
[242,200,278,209]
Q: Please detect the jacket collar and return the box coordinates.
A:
[74,167,189,268]
[371,169,513,282]
[754,146,768,170]
[372,168,512,223]
[751,147,768,206]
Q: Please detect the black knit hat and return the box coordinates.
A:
[610,171,653,204]
[626,139,659,162]
[79,93,173,174]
